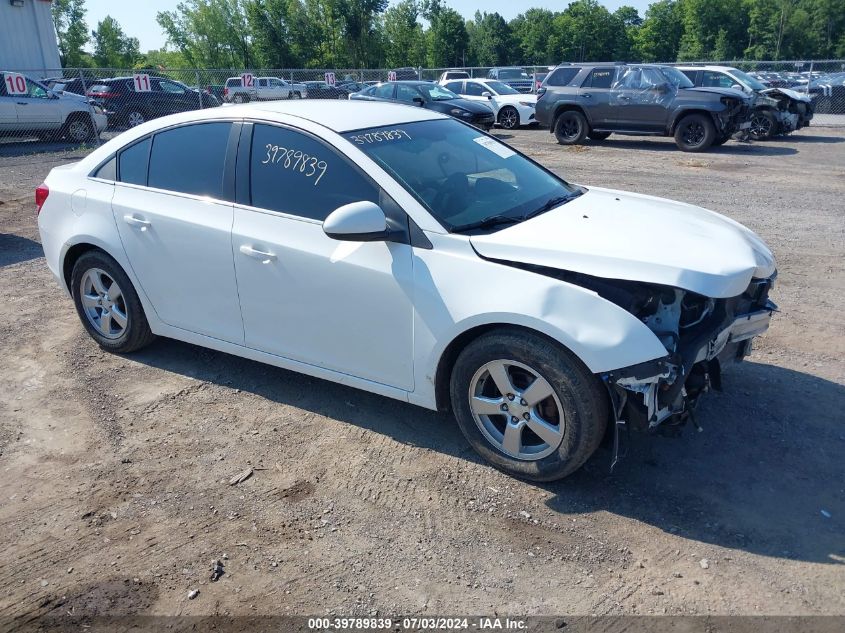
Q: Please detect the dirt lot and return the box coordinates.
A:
[1,126,844,628]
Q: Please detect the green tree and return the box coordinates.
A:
[424,6,469,67]
[509,8,557,65]
[52,0,90,67]
[157,0,252,68]
[246,0,298,67]
[92,16,141,68]
[383,0,426,68]
[677,0,749,61]
[467,11,512,66]
[338,0,389,68]
[548,0,625,62]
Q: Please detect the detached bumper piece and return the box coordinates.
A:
[603,275,777,439]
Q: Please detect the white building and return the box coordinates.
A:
[0,0,61,77]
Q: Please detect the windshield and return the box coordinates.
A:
[660,67,694,89]
[730,69,766,91]
[418,84,457,101]
[485,81,519,95]
[344,119,580,232]
[498,69,529,80]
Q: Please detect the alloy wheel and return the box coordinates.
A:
[558,115,581,140]
[750,114,773,138]
[67,120,90,142]
[127,111,145,127]
[80,268,129,340]
[468,359,565,461]
[499,107,518,129]
[681,121,706,147]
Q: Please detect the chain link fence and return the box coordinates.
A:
[2,61,843,152]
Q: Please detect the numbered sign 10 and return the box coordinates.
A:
[133,73,151,92]
[4,72,28,96]
[387,71,397,82]
[240,73,254,88]
[324,72,336,87]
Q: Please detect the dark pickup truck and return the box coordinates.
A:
[535,63,752,152]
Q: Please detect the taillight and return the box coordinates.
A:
[223,87,229,97]
[35,183,49,215]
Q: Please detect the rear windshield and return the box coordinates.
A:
[498,69,529,79]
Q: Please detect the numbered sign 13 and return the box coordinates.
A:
[325,72,336,87]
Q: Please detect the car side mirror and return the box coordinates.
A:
[323,201,390,242]
[482,91,492,99]
[731,83,743,91]
[412,96,425,106]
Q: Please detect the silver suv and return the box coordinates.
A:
[0,72,107,142]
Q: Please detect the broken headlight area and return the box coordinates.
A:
[718,96,751,134]
[603,274,777,436]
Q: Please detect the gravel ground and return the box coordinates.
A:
[0,126,843,628]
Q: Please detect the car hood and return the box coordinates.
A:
[762,87,811,102]
[494,94,536,106]
[685,86,748,100]
[469,187,775,298]
[432,98,493,113]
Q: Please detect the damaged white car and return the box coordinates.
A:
[37,102,776,481]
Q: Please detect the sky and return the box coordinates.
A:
[83,0,654,53]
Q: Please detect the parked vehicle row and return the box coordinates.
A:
[223,76,307,103]
[1,71,107,142]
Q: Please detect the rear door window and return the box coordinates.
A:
[147,122,231,198]
[374,83,395,99]
[586,68,616,89]
[465,82,485,96]
[118,138,151,186]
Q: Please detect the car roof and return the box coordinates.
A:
[211,100,444,132]
[675,65,738,72]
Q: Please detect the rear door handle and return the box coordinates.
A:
[239,244,277,263]
[16,102,28,106]
[123,214,151,230]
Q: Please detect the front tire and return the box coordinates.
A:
[749,110,777,140]
[64,115,95,143]
[498,106,519,130]
[71,250,155,354]
[450,329,608,482]
[674,113,716,152]
[125,110,146,128]
[553,110,588,145]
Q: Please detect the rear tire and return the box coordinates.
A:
[674,113,716,152]
[587,131,611,141]
[553,110,588,145]
[71,250,155,354]
[449,329,608,482]
[125,109,146,128]
[233,93,249,104]
[748,110,777,140]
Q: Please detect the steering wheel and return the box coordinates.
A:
[433,172,470,216]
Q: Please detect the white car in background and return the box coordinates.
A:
[36,101,776,481]
[441,78,537,129]
[0,72,106,142]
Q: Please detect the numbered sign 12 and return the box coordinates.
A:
[133,73,151,92]
[324,72,336,87]
[387,71,397,82]
[240,73,254,88]
[4,72,28,96]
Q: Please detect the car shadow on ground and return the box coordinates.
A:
[587,138,799,156]
[0,233,43,266]
[782,133,845,143]
[131,340,844,565]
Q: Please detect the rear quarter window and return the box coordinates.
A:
[586,68,616,89]
[546,67,579,87]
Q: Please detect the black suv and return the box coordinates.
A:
[86,77,219,129]
[535,63,751,152]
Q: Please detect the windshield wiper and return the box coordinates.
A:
[450,215,523,233]
[521,192,581,221]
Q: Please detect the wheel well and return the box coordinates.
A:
[551,104,588,131]
[670,109,716,134]
[64,111,92,126]
[433,323,591,412]
[62,243,105,291]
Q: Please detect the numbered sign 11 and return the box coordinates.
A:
[240,73,254,88]
[133,73,151,92]
[325,72,336,87]
[4,72,28,96]
[387,71,397,82]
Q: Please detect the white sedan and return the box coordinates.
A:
[441,78,537,129]
[36,101,776,481]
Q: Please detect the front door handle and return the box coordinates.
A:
[123,214,151,231]
[581,93,592,98]
[618,95,631,100]
[239,244,277,263]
